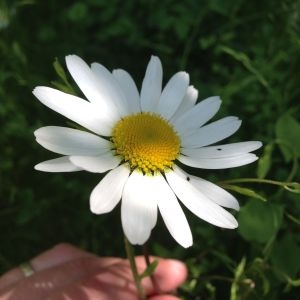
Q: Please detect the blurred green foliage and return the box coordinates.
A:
[0,0,300,299]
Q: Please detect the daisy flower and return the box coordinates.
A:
[33,55,262,248]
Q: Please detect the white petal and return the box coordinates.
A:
[170,85,198,121]
[34,156,81,172]
[121,171,158,245]
[173,96,221,136]
[181,117,242,148]
[193,178,240,210]
[140,56,163,112]
[33,87,115,136]
[155,71,189,120]
[91,62,130,116]
[112,69,140,113]
[181,141,263,158]
[179,153,259,169]
[70,152,120,173]
[166,167,238,229]
[65,55,122,118]
[34,126,111,155]
[174,168,239,210]
[90,165,130,214]
[155,173,193,248]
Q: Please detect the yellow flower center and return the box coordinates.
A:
[111,112,180,174]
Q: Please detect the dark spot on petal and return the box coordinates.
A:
[217,148,222,151]
[186,176,190,181]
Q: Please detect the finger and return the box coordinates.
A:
[0,256,124,300]
[80,256,187,296]
[149,295,180,300]
[0,243,118,291]
[0,243,91,290]
[0,250,187,300]
[150,259,187,293]
[46,265,137,300]
[46,257,187,300]
[30,243,96,269]
[150,296,182,300]
[134,257,187,295]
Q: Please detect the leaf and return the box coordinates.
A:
[53,58,69,83]
[275,113,300,162]
[219,46,269,89]
[257,143,274,179]
[238,200,284,243]
[271,234,300,279]
[52,58,76,95]
[51,81,74,94]
[67,2,88,22]
[222,184,267,202]
[208,0,242,16]
[139,260,159,280]
[234,257,246,279]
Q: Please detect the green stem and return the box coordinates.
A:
[142,242,160,294]
[220,178,299,192]
[220,178,285,185]
[285,212,300,226]
[124,236,146,300]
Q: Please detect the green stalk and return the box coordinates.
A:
[124,236,146,300]
[220,178,299,192]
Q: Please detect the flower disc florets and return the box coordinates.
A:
[111,112,180,174]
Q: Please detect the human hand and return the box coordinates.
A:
[0,243,187,300]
